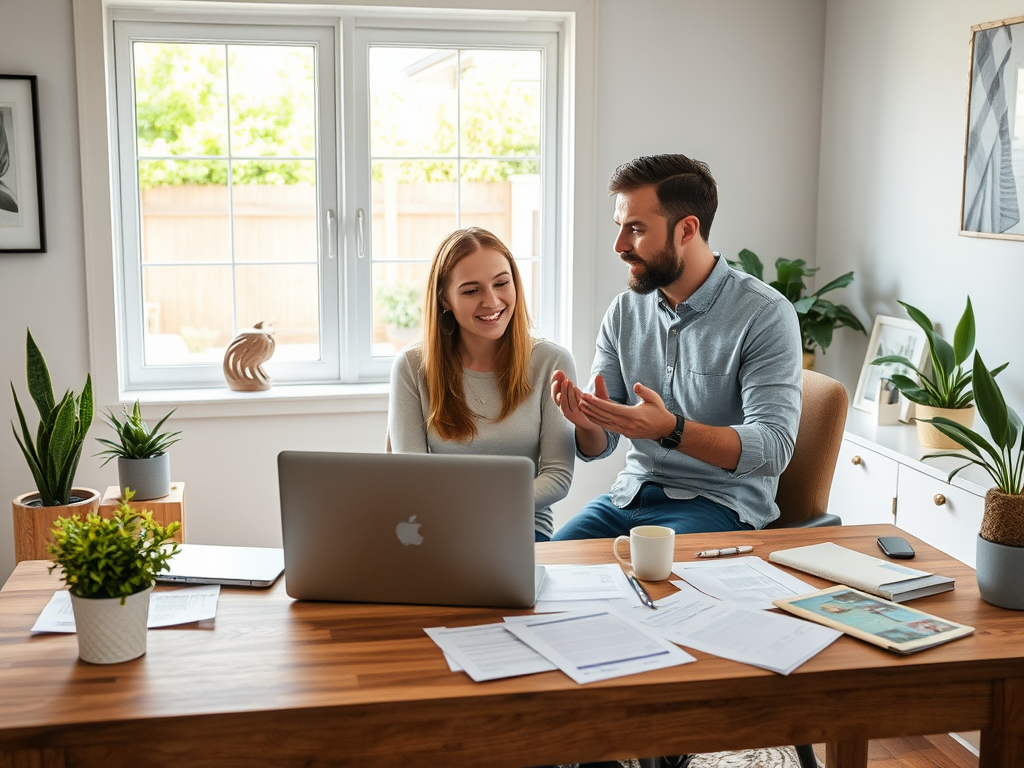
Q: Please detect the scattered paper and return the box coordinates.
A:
[671,556,816,610]
[31,586,221,634]
[536,564,635,602]
[622,583,840,675]
[504,610,696,684]
[425,624,557,682]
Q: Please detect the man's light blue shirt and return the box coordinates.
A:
[582,255,803,529]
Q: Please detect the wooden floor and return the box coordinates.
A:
[811,733,978,767]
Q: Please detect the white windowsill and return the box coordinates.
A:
[124,382,391,419]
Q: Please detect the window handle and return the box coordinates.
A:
[356,208,366,259]
[327,209,336,260]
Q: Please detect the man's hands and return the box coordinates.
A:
[550,372,677,447]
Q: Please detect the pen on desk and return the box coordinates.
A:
[694,545,753,559]
[626,570,657,609]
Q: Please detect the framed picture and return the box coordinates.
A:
[853,315,930,416]
[961,15,1024,240]
[0,75,46,253]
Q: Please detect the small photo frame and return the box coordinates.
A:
[0,74,46,253]
[853,315,930,417]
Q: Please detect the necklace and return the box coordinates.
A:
[463,376,490,407]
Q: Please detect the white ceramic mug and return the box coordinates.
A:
[613,525,675,581]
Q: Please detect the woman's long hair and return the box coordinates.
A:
[422,227,533,442]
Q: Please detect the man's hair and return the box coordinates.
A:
[608,154,718,242]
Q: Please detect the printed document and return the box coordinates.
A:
[504,610,696,684]
[31,585,221,633]
[623,584,841,675]
[425,624,557,682]
[533,564,640,612]
[671,556,816,610]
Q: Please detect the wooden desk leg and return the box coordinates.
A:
[0,747,66,768]
[980,677,1024,768]
[825,738,868,768]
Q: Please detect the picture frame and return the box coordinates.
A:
[853,315,930,418]
[0,74,46,253]
[961,15,1024,240]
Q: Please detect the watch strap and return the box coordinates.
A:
[658,413,686,449]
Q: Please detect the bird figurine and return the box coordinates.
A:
[223,321,276,391]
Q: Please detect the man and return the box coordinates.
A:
[550,154,802,539]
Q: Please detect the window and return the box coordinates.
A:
[109,12,564,390]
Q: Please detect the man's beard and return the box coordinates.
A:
[623,240,683,295]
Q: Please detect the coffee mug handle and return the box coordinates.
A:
[613,535,632,570]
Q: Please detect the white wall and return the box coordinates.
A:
[816,0,1024,412]
[0,0,828,583]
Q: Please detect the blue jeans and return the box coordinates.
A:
[535,530,550,543]
[552,484,753,540]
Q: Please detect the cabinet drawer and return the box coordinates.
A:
[895,464,984,567]
[828,440,898,526]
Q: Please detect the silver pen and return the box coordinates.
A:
[626,570,657,609]
[694,545,753,559]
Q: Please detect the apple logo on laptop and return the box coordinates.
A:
[396,515,424,546]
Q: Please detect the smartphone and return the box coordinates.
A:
[877,536,915,559]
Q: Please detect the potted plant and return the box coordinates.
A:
[728,249,866,369]
[921,353,1023,609]
[96,400,181,500]
[48,490,181,663]
[871,298,1006,449]
[375,281,423,350]
[10,330,99,562]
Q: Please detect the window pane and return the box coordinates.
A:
[134,42,228,158]
[461,160,540,258]
[143,265,233,365]
[371,160,457,260]
[140,160,230,264]
[236,264,321,361]
[369,47,456,157]
[229,45,316,158]
[460,49,541,157]
[372,261,429,358]
[233,161,317,263]
[515,259,541,326]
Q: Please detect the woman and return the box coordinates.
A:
[388,227,576,541]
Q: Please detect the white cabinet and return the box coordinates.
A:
[895,464,984,567]
[828,442,897,526]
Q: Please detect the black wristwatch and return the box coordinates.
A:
[658,413,686,450]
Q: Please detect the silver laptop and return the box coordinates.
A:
[158,543,285,587]
[277,451,542,608]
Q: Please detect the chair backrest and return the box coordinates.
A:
[770,369,848,527]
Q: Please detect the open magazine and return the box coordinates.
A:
[773,585,973,654]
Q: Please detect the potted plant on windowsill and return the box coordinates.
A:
[48,490,181,663]
[375,281,423,351]
[96,400,181,501]
[727,249,866,369]
[921,353,1023,609]
[10,330,98,562]
[871,297,1006,449]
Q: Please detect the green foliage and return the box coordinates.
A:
[96,400,181,464]
[47,489,182,601]
[375,281,423,329]
[921,352,1023,496]
[10,330,93,507]
[728,249,866,354]
[871,298,1007,409]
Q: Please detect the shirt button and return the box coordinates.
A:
[667,366,674,374]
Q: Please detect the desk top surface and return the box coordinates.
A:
[1,524,1022,738]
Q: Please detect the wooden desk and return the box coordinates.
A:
[0,525,1021,768]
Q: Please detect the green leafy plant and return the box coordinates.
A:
[47,489,182,602]
[96,400,181,464]
[921,352,1022,495]
[10,330,94,507]
[728,249,866,354]
[871,298,1006,409]
[375,281,423,330]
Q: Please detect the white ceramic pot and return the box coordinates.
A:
[70,585,152,664]
[117,453,171,500]
[914,405,975,450]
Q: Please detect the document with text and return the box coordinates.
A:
[671,556,816,610]
[424,624,557,682]
[31,585,221,633]
[533,564,640,613]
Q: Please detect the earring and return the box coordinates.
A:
[441,309,457,337]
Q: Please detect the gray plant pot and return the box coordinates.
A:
[117,454,171,501]
[976,534,1024,610]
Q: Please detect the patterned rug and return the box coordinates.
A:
[689,747,809,767]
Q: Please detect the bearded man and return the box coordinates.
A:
[550,154,803,539]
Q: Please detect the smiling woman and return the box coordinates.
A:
[387,227,576,542]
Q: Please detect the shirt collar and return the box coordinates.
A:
[658,254,729,314]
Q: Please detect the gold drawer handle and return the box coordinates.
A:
[851,455,862,466]
[933,494,946,506]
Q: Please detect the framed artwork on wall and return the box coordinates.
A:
[853,315,930,418]
[961,15,1024,240]
[0,74,46,253]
